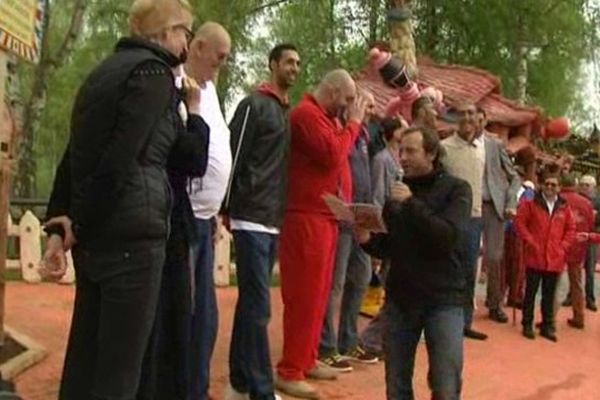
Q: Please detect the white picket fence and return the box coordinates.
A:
[5,210,233,286]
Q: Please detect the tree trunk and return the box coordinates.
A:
[515,16,528,104]
[367,0,380,44]
[423,0,439,54]
[14,0,87,198]
[387,0,418,77]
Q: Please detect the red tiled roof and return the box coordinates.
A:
[418,61,501,104]
[356,60,542,129]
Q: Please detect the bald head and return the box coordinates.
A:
[187,21,231,83]
[319,69,355,92]
[194,21,230,44]
[315,69,357,117]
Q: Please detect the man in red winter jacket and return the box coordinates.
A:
[558,173,594,329]
[275,69,368,400]
[515,172,576,342]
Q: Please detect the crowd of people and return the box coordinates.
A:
[37,1,597,400]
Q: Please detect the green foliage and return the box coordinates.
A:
[412,0,595,117]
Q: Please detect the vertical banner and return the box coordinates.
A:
[0,0,47,64]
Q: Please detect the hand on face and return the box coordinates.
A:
[182,76,201,110]
[348,95,368,124]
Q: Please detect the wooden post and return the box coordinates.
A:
[0,50,13,345]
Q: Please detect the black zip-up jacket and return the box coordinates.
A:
[45,37,210,251]
[223,86,290,228]
[362,168,472,308]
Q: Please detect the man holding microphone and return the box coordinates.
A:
[357,126,471,400]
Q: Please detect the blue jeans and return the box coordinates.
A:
[229,230,278,400]
[190,218,218,400]
[462,218,483,328]
[320,227,371,356]
[384,301,463,400]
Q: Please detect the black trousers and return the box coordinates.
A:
[59,244,165,400]
[137,229,193,400]
[522,268,560,330]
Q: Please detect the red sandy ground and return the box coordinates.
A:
[5,283,600,400]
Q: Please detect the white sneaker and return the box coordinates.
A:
[225,383,250,400]
[275,395,282,400]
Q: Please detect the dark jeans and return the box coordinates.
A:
[522,269,559,331]
[230,230,278,400]
[138,229,193,400]
[320,227,371,356]
[462,218,483,328]
[190,218,218,400]
[584,244,597,304]
[384,300,463,400]
[60,245,165,400]
[360,260,390,353]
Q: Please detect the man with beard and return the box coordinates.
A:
[441,103,488,340]
[40,1,210,399]
[223,44,300,400]
[357,126,471,400]
[319,90,380,372]
[275,70,367,400]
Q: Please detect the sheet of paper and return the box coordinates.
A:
[323,194,387,233]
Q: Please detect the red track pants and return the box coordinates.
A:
[276,212,338,381]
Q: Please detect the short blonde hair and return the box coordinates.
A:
[580,175,597,187]
[129,0,193,37]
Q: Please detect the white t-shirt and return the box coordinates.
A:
[188,81,232,219]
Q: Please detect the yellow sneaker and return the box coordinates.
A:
[360,286,384,317]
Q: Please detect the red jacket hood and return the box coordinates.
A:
[256,82,289,106]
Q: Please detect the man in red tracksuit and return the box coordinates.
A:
[275,69,368,400]
[558,173,594,329]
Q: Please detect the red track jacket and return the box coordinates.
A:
[560,187,595,265]
[515,191,576,273]
[286,94,361,217]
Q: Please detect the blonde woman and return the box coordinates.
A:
[41,1,210,399]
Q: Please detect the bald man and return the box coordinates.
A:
[184,21,232,400]
[275,70,368,399]
[136,22,230,400]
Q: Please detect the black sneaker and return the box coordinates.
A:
[342,346,379,364]
[540,328,558,342]
[586,302,597,312]
[522,326,535,340]
[464,328,488,341]
[319,353,353,372]
[489,309,509,323]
